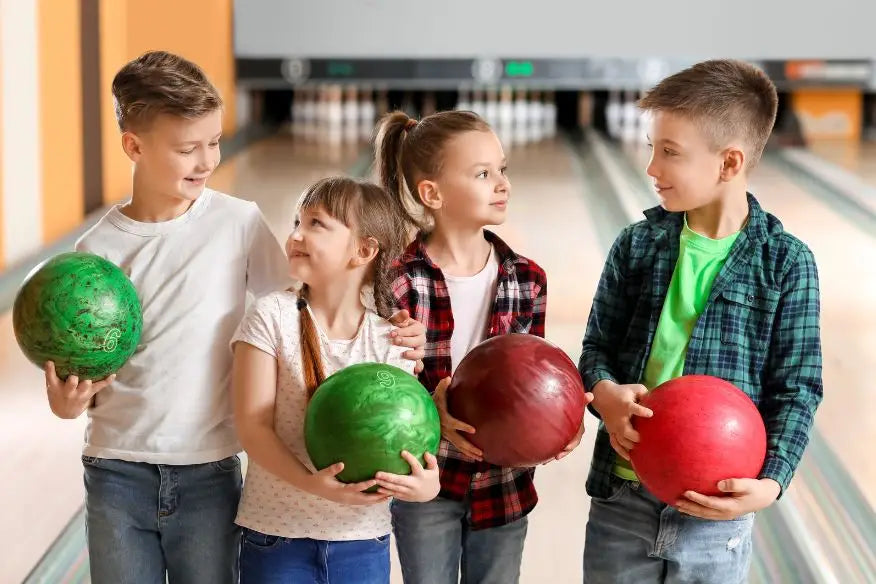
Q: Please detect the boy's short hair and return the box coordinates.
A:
[111,50,222,132]
[639,59,778,169]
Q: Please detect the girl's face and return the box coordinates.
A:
[286,206,359,287]
[428,129,511,228]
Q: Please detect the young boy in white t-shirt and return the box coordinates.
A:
[43,51,426,583]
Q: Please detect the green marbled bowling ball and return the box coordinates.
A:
[13,252,142,380]
[305,362,441,483]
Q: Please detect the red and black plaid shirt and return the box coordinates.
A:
[390,230,548,530]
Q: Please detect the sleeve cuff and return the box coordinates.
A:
[581,370,617,421]
[758,456,795,498]
[582,370,616,392]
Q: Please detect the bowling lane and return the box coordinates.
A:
[1,133,366,584]
[748,160,876,506]
[805,139,876,187]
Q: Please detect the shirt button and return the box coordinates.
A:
[746,294,755,302]
[474,472,482,480]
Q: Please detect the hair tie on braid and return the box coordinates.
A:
[404,118,418,131]
[296,298,307,311]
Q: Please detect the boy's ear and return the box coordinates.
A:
[719,146,745,181]
[121,131,144,162]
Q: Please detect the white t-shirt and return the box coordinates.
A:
[232,291,414,540]
[445,246,499,371]
[75,189,291,464]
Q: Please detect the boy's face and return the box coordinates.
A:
[645,111,728,213]
[127,110,222,202]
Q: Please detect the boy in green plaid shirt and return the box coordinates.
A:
[579,60,823,584]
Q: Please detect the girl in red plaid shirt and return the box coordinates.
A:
[375,110,590,584]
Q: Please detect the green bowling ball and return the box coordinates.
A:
[13,252,142,380]
[305,362,441,484]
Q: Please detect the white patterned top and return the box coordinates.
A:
[231,291,414,540]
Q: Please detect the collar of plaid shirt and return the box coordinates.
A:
[392,228,548,529]
[401,229,526,274]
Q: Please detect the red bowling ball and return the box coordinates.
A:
[446,334,587,467]
[630,375,767,505]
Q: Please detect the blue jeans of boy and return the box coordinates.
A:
[391,497,528,584]
[239,528,391,583]
[82,454,241,583]
[583,476,755,583]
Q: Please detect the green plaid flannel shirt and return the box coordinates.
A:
[579,194,823,498]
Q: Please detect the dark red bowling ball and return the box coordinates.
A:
[630,375,767,505]
[446,334,587,467]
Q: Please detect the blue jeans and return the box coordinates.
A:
[239,528,391,583]
[391,497,528,584]
[583,476,755,584]
[82,455,242,584]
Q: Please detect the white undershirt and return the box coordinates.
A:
[444,245,499,371]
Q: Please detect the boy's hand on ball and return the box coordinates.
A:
[45,361,115,419]
[591,380,653,460]
[675,478,781,520]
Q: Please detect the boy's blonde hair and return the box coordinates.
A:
[111,50,222,132]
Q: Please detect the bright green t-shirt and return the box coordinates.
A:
[614,215,740,480]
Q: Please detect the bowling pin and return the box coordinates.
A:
[498,86,514,148]
[543,90,557,138]
[513,88,529,146]
[359,86,376,143]
[457,88,472,112]
[529,90,544,143]
[343,85,359,144]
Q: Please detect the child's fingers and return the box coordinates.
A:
[373,471,416,488]
[374,478,414,494]
[44,362,60,387]
[77,379,94,397]
[447,418,477,435]
[63,374,80,395]
[423,452,438,469]
[399,450,424,473]
[402,348,426,361]
[376,487,402,497]
[388,309,411,327]
[630,403,653,418]
[615,432,636,450]
[89,374,117,393]
[448,433,483,460]
[609,433,631,460]
[621,426,641,443]
[344,478,379,493]
[318,462,345,477]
